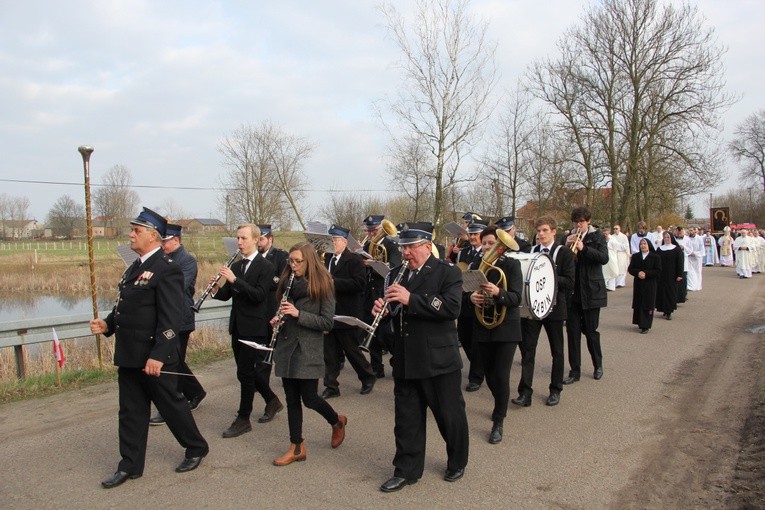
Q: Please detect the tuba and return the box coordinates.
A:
[474,229,519,329]
[368,219,398,262]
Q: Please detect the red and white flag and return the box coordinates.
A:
[52,327,65,368]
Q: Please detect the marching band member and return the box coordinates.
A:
[361,214,401,378]
[90,208,208,488]
[495,215,531,252]
[458,220,487,392]
[448,212,480,263]
[373,222,468,492]
[213,224,283,438]
[563,206,609,385]
[322,225,377,398]
[514,216,575,408]
[271,243,347,466]
[469,226,523,444]
[150,223,206,426]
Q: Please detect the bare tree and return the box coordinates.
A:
[531,0,730,227]
[93,165,140,236]
[46,195,85,239]
[218,121,312,230]
[385,136,434,221]
[378,0,498,227]
[729,110,765,193]
[480,85,535,217]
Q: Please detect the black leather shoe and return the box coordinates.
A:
[258,397,284,423]
[640,328,649,334]
[321,388,340,399]
[444,468,465,482]
[374,369,385,379]
[360,379,375,395]
[594,367,604,380]
[149,412,165,426]
[511,393,532,407]
[380,476,417,492]
[666,313,672,320]
[465,382,481,392]
[546,393,560,406]
[222,417,252,438]
[101,471,141,489]
[188,391,207,411]
[175,455,205,473]
[489,422,503,444]
[562,375,580,385]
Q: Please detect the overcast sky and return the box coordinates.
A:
[1,0,762,224]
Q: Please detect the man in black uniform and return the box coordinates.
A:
[373,222,469,492]
[361,214,401,377]
[150,223,206,425]
[256,224,288,283]
[495,216,532,253]
[563,206,609,384]
[457,220,486,392]
[213,224,283,437]
[322,224,377,398]
[512,216,575,407]
[90,208,208,489]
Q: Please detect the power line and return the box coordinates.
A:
[0,178,389,193]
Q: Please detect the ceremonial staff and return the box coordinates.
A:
[79,145,103,369]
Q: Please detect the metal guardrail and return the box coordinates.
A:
[0,300,232,378]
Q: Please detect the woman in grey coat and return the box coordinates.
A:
[270,242,347,466]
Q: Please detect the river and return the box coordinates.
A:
[0,294,117,323]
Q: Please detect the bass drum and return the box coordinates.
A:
[507,252,557,320]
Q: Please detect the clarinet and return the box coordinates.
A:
[191,250,241,312]
[264,272,295,365]
[360,265,407,353]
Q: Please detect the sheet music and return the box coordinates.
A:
[238,339,272,351]
[222,237,238,257]
[462,270,489,293]
[116,244,139,267]
[443,221,468,237]
[367,259,390,278]
[333,315,374,333]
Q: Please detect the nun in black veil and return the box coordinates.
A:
[655,231,685,320]
[627,237,662,333]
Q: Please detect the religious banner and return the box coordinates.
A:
[710,207,730,234]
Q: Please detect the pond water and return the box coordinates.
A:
[0,294,117,323]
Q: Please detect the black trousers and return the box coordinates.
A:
[177,331,205,400]
[518,318,565,396]
[457,315,484,385]
[323,328,375,391]
[392,370,469,480]
[565,303,603,377]
[117,365,208,475]
[282,378,339,445]
[231,335,277,419]
[476,342,517,422]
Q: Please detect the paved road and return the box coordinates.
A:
[1,266,763,509]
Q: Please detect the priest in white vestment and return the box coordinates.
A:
[734,230,755,278]
[718,227,734,267]
[602,228,620,291]
[685,226,705,291]
[612,225,630,287]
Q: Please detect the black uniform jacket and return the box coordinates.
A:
[264,246,288,285]
[530,243,575,322]
[325,249,366,329]
[104,249,183,368]
[386,255,463,379]
[573,226,609,309]
[214,254,275,338]
[166,244,197,333]
[472,253,524,343]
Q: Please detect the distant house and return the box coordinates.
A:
[92,218,118,238]
[183,218,226,234]
[1,219,41,239]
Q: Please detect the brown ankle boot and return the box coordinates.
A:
[331,415,347,448]
[273,442,306,466]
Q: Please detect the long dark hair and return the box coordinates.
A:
[276,242,334,302]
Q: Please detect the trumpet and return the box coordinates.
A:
[191,250,241,312]
[474,229,519,329]
[568,228,586,255]
[360,263,408,352]
[264,271,295,365]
